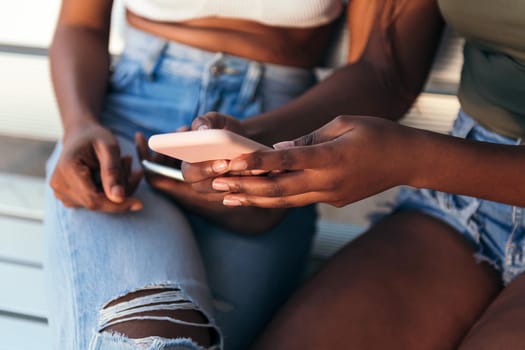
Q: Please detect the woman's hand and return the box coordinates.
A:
[180,112,269,189]
[136,120,287,233]
[210,116,421,208]
[190,111,247,135]
[50,122,143,213]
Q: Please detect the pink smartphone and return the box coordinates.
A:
[148,129,271,163]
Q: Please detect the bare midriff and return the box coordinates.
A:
[127,10,335,68]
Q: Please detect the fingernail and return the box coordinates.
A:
[212,160,228,173]
[230,160,247,171]
[212,181,230,191]
[197,124,209,130]
[111,185,125,200]
[273,141,295,149]
[131,202,143,211]
[223,198,243,206]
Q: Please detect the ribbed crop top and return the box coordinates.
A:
[124,0,344,28]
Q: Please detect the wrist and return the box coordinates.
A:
[63,114,100,135]
[400,127,434,189]
[62,115,101,142]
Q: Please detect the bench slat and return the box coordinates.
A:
[402,93,460,134]
[0,217,43,267]
[0,53,61,141]
[0,0,124,52]
[0,315,50,350]
[0,173,45,220]
[0,264,47,319]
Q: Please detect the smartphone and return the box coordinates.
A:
[148,129,271,163]
[141,159,184,181]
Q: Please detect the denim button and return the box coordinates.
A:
[210,62,226,76]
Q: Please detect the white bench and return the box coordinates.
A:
[0,1,462,347]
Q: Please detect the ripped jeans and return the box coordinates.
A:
[396,110,525,285]
[43,26,317,349]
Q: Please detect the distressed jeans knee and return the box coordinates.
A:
[88,286,222,350]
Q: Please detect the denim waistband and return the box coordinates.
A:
[121,25,315,83]
[453,110,523,146]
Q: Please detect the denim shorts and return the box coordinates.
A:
[44,26,317,350]
[395,110,525,285]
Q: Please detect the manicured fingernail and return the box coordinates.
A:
[223,198,243,206]
[273,141,295,149]
[111,185,125,200]
[212,181,230,191]
[230,160,247,171]
[131,202,143,211]
[197,124,209,130]
[212,160,228,173]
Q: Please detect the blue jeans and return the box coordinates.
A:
[44,27,317,350]
[395,110,525,285]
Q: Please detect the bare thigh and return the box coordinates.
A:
[253,211,502,350]
[459,273,525,349]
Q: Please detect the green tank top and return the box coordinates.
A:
[438,0,525,138]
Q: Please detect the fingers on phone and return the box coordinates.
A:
[181,160,229,183]
[176,125,190,132]
[135,132,150,161]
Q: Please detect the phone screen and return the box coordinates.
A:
[141,160,184,181]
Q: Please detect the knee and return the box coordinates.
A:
[95,286,218,349]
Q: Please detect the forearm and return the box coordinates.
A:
[50,25,111,136]
[409,129,525,206]
[244,59,417,145]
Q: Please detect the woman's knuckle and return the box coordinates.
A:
[278,151,295,169]
[276,198,292,208]
[83,197,99,210]
[248,154,263,170]
[333,115,345,125]
[266,180,284,197]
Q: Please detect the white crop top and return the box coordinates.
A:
[125,0,344,28]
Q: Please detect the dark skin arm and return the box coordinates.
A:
[209,116,525,208]
[49,0,143,212]
[243,0,445,145]
[49,0,283,231]
[183,0,444,188]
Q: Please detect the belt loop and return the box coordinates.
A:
[237,61,263,110]
[452,110,476,138]
[197,53,225,116]
[141,38,168,79]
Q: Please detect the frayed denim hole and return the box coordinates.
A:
[434,191,482,242]
[502,264,525,286]
[367,198,397,225]
[89,331,210,350]
[96,285,221,349]
[474,249,501,274]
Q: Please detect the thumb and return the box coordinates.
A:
[93,139,125,203]
[273,116,354,149]
[191,112,225,131]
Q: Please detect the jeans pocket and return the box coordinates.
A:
[109,58,142,91]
